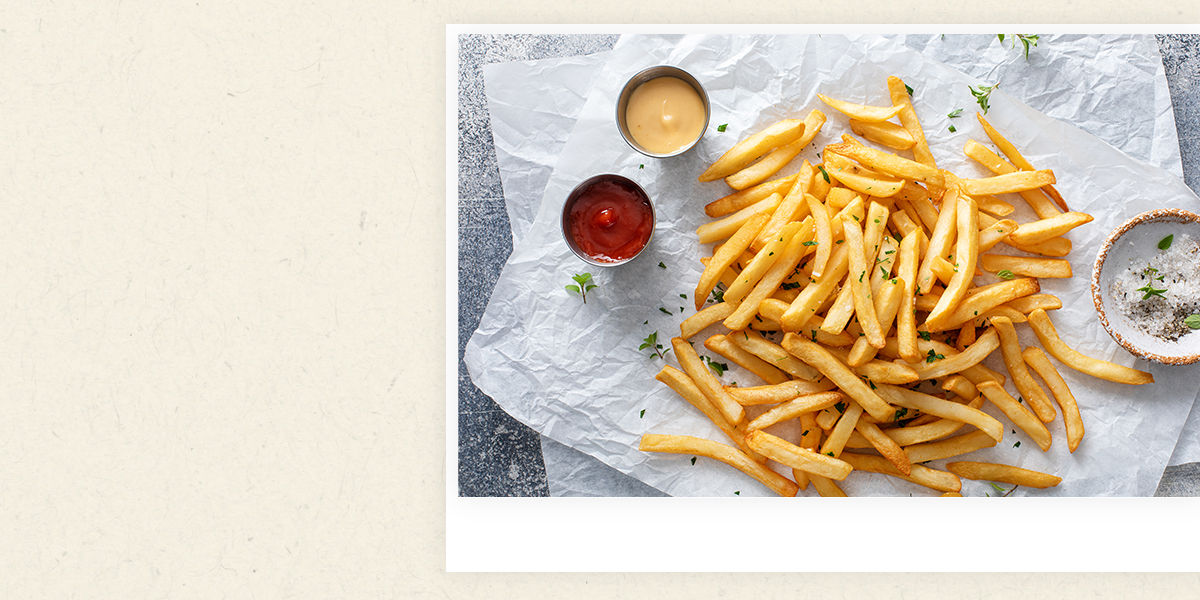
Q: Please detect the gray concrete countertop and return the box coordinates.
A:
[456,33,1200,497]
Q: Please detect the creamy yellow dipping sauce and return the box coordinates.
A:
[625,76,706,154]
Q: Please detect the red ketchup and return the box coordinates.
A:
[567,178,654,263]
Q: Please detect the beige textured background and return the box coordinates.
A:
[1,0,1198,596]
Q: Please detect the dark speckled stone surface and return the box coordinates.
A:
[458,33,1200,497]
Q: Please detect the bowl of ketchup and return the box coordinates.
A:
[562,174,655,267]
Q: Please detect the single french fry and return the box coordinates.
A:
[1027,309,1154,385]
[1008,236,1072,257]
[1023,346,1085,453]
[699,119,807,182]
[843,213,885,348]
[640,434,798,497]
[820,401,864,457]
[884,396,987,446]
[941,375,979,402]
[925,277,1041,332]
[824,141,945,187]
[906,327,1000,381]
[809,474,848,496]
[672,337,746,426]
[793,412,822,490]
[927,195,979,330]
[726,378,838,406]
[915,188,957,296]
[705,174,799,218]
[991,316,1056,423]
[977,380,1052,452]
[978,219,1018,253]
[838,453,961,493]
[818,93,904,122]
[856,419,912,475]
[655,366,757,459]
[781,334,895,422]
[725,221,806,305]
[1007,212,1094,246]
[877,384,1004,443]
[780,241,852,332]
[746,429,853,480]
[697,194,781,245]
[849,118,915,150]
[959,170,1057,196]
[946,460,1062,489]
[727,328,822,381]
[727,111,826,190]
[888,76,937,171]
[695,212,771,311]
[976,113,1068,211]
[747,391,846,430]
[806,194,833,279]
[975,195,1015,217]
[1005,294,1063,314]
[822,152,905,198]
[680,303,736,339]
[904,430,997,464]
[895,230,922,364]
[705,334,791,386]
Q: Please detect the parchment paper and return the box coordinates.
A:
[467,34,1200,496]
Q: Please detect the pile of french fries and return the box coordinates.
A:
[641,75,1155,497]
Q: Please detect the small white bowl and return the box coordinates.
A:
[1092,208,1200,366]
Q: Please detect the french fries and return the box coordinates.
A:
[641,71,1124,498]
[639,434,799,497]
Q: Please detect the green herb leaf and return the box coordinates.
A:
[925,349,945,364]
[948,124,957,133]
[834,401,847,413]
[969,82,999,115]
[659,307,671,315]
[565,284,580,294]
[905,84,913,97]
[679,293,687,299]
[997,269,1015,280]
[948,108,963,119]
[803,240,819,247]
[1159,234,1174,250]
[1136,284,1167,300]
[734,491,740,495]
[566,273,595,303]
[1014,441,1022,448]
[818,165,831,183]
[639,164,644,169]
[997,34,1006,43]
[717,123,728,133]
[639,409,645,418]
[918,331,932,341]
[991,482,1008,493]
[1186,315,1200,330]
[691,457,697,465]
[659,262,666,269]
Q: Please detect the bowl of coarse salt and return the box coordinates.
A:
[1093,208,1200,366]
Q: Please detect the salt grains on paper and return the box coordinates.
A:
[1112,234,1200,341]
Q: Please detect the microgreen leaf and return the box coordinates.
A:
[925,349,945,363]
[918,331,932,341]
[969,81,999,115]
[1136,284,1167,300]
[659,262,666,269]
[1186,315,1200,330]
[639,409,645,418]
[948,108,963,118]
[818,165,831,184]
[717,123,728,133]
[1159,234,1174,250]
[566,273,595,303]
[997,269,1015,280]
[639,331,671,360]
[905,84,913,97]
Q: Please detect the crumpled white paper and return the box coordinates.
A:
[467,34,1200,496]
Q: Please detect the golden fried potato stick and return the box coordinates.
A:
[978,219,1019,253]
[818,93,904,122]
[849,118,915,150]
[906,327,1000,381]
[885,395,987,447]
[820,401,864,457]
[727,328,822,381]
[745,429,853,480]
[748,391,846,431]
[946,460,1062,489]
[975,113,1068,211]
[705,174,799,218]
[888,76,937,170]
[821,282,857,336]
[806,194,833,279]
[824,141,944,187]
[915,187,957,296]
[927,195,980,330]
[925,277,1041,332]
[695,212,770,311]
[979,254,1075,279]
[1007,212,1095,247]
[727,110,826,190]
[1027,309,1155,385]
[975,195,1015,217]
[680,303,735,340]
[782,334,896,422]
[655,366,757,459]
[977,380,1052,452]
[672,337,746,426]
[856,419,912,475]
[704,334,791,386]
[697,194,780,244]
[904,430,997,464]
[1023,346,1085,453]
[758,299,854,346]
[793,412,822,490]
[726,220,807,305]
[876,384,1004,443]
[959,170,1057,197]
[842,213,885,348]
[822,152,905,198]
[839,453,961,493]
[699,119,807,182]
[809,474,848,496]
[991,316,1056,423]
[895,229,923,364]
[941,375,979,401]
[780,241,852,332]
[848,278,904,366]
[725,378,838,406]
[1005,294,1063,315]
[1008,236,1072,257]
[962,139,1062,219]
[640,434,798,497]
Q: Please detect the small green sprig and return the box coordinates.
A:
[969,82,1000,115]
[1186,315,1200,330]
[566,272,597,303]
[702,356,729,377]
[999,34,1040,60]
[1136,284,1167,300]
[639,331,671,360]
[925,349,945,364]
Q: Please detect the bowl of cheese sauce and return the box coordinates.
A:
[616,66,709,158]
